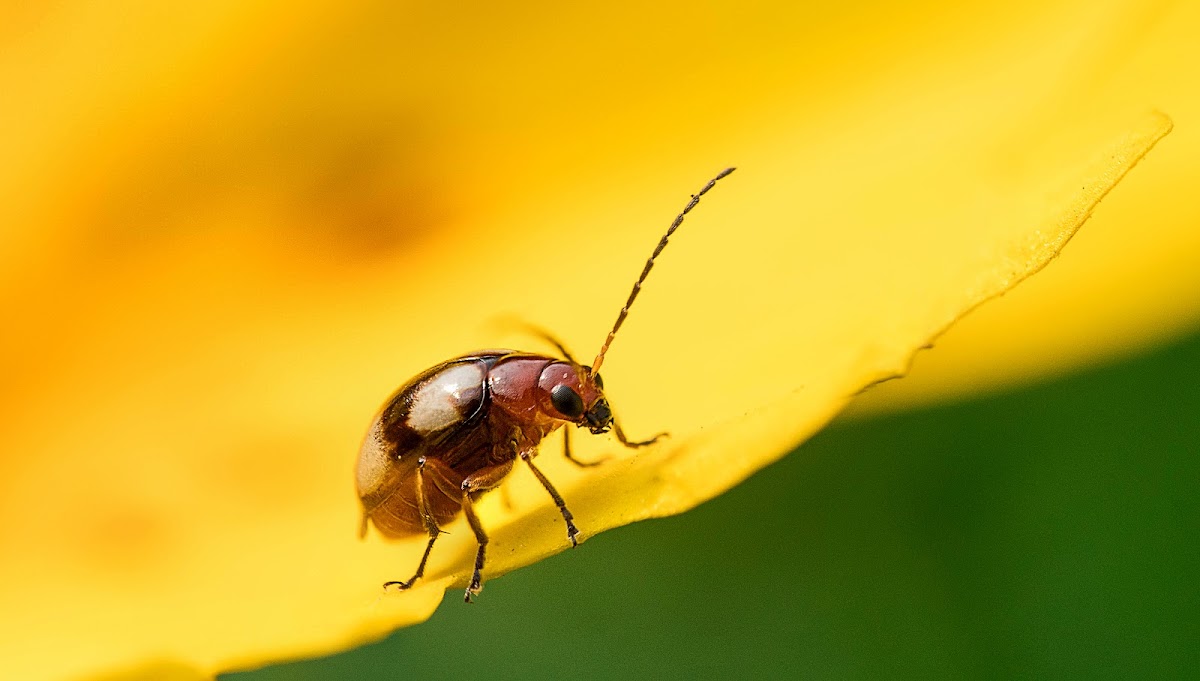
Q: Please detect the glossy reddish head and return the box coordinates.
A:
[535,361,611,434]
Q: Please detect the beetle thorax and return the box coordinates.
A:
[487,357,597,419]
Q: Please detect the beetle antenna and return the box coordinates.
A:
[590,167,736,376]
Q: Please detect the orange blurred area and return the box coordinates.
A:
[0,1,1191,679]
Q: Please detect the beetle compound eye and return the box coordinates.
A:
[550,384,585,419]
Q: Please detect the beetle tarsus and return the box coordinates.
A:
[381,526,440,593]
[464,554,484,603]
[460,484,491,604]
[465,580,482,604]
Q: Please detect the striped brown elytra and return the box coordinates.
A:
[356,168,736,602]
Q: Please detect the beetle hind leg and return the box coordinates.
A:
[382,456,444,592]
[383,529,439,591]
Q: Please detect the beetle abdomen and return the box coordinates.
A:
[357,354,504,538]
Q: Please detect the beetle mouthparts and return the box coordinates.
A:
[585,399,613,433]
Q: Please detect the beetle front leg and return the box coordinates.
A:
[521,451,581,547]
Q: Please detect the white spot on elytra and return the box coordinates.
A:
[356,419,390,494]
[407,363,484,434]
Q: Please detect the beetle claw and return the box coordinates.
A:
[464,582,482,603]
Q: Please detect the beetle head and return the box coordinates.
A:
[537,361,610,432]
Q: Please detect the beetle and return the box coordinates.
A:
[356,167,736,602]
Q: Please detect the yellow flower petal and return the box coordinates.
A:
[0,1,1179,679]
[851,0,1200,411]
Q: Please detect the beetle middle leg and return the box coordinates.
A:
[563,427,609,468]
[416,457,512,602]
[612,415,667,449]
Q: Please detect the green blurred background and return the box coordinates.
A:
[227,327,1199,680]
